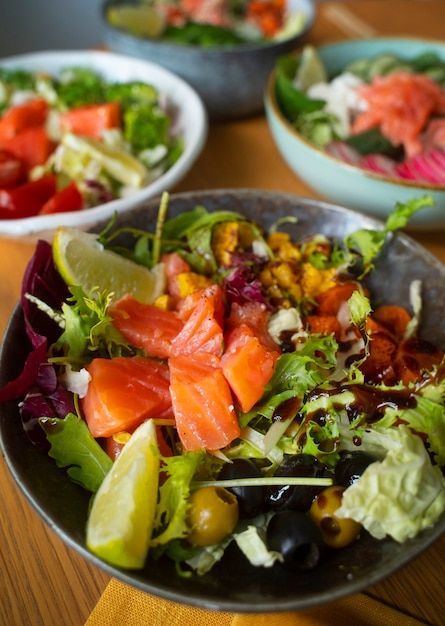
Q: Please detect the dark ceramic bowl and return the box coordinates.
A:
[1,190,445,613]
[102,0,315,120]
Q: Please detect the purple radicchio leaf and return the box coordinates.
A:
[21,239,69,349]
[222,252,272,310]
[20,362,76,450]
[0,240,70,414]
[84,179,116,206]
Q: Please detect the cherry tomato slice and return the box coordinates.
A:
[0,149,25,188]
[0,174,57,219]
[39,181,83,215]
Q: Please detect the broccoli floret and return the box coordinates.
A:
[0,68,35,91]
[0,69,36,113]
[104,81,158,109]
[54,67,106,109]
[123,105,170,152]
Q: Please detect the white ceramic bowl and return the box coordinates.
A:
[265,38,445,230]
[0,50,207,239]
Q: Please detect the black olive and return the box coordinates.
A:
[218,458,266,518]
[334,450,379,488]
[267,453,326,512]
[266,510,324,571]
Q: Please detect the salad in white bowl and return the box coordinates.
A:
[0,50,207,238]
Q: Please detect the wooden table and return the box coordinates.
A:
[1,2,445,624]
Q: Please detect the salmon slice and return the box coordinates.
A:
[81,355,173,438]
[110,294,184,359]
[352,71,445,158]
[169,352,240,451]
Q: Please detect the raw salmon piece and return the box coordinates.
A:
[169,352,240,451]
[81,355,173,438]
[172,284,225,356]
[110,294,184,359]
[352,71,445,158]
[221,324,279,412]
[161,252,191,300]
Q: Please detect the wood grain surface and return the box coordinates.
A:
[1,2,445,624]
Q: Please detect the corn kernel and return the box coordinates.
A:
[212,222,240,266]
[177,272,213,298]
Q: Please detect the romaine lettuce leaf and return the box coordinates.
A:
[336,425,445,542]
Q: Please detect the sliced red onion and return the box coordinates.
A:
[409,153,445,184]
[395,160,422,181]
[359,154,399,177]
[325,141,362,165]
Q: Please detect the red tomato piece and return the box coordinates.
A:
[39,181,83,215]
[21,173,58,201]
[0,149,25,188]
[59,102,121,139]
[110,294,184,359]
[0,98,49,145]
[169,352,240,451]
[80,355,173,438]
[2,126,56,172]
[394,337,444,386]
[221,324,280,412]
[316,282,362,317]
[172,284,225,356]
[0,174,57,219]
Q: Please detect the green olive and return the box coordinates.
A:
[309,485,361,549]
[187,486,239,547]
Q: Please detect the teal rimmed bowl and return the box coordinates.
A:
[265,38,445,230]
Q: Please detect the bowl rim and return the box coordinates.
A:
[101,0,316,53]
[265,36,445,191]
[0,49,208,238]
[2,188,445,613]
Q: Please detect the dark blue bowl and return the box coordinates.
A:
[1,190,445,612]
[102,0,316,120]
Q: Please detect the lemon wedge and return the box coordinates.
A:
[53,225,166,304]
[61,132,148,188]
[294,45,328,92]
[107,5,166,38]
[86,419,160,569]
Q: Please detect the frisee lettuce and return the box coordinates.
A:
[39,412,112,492]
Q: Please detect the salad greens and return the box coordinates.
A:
[275,46,445,183]
[1,194,445,576]
[107,0,308,48]
[0,65,183,213]
[40,412,113,492]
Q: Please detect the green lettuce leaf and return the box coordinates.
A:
[53,285,137,365]
[150,450,204,549]
[240,334,338,427]
[336,425,445,542]
[344,196,434,277]
[39,413,112,492]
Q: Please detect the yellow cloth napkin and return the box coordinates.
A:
[86,578,426,626]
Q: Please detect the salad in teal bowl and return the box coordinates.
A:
[1,189,445,611]
[265,38,445,230]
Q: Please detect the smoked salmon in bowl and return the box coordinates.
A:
[1,189,445,612]
[265,38,445,229]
